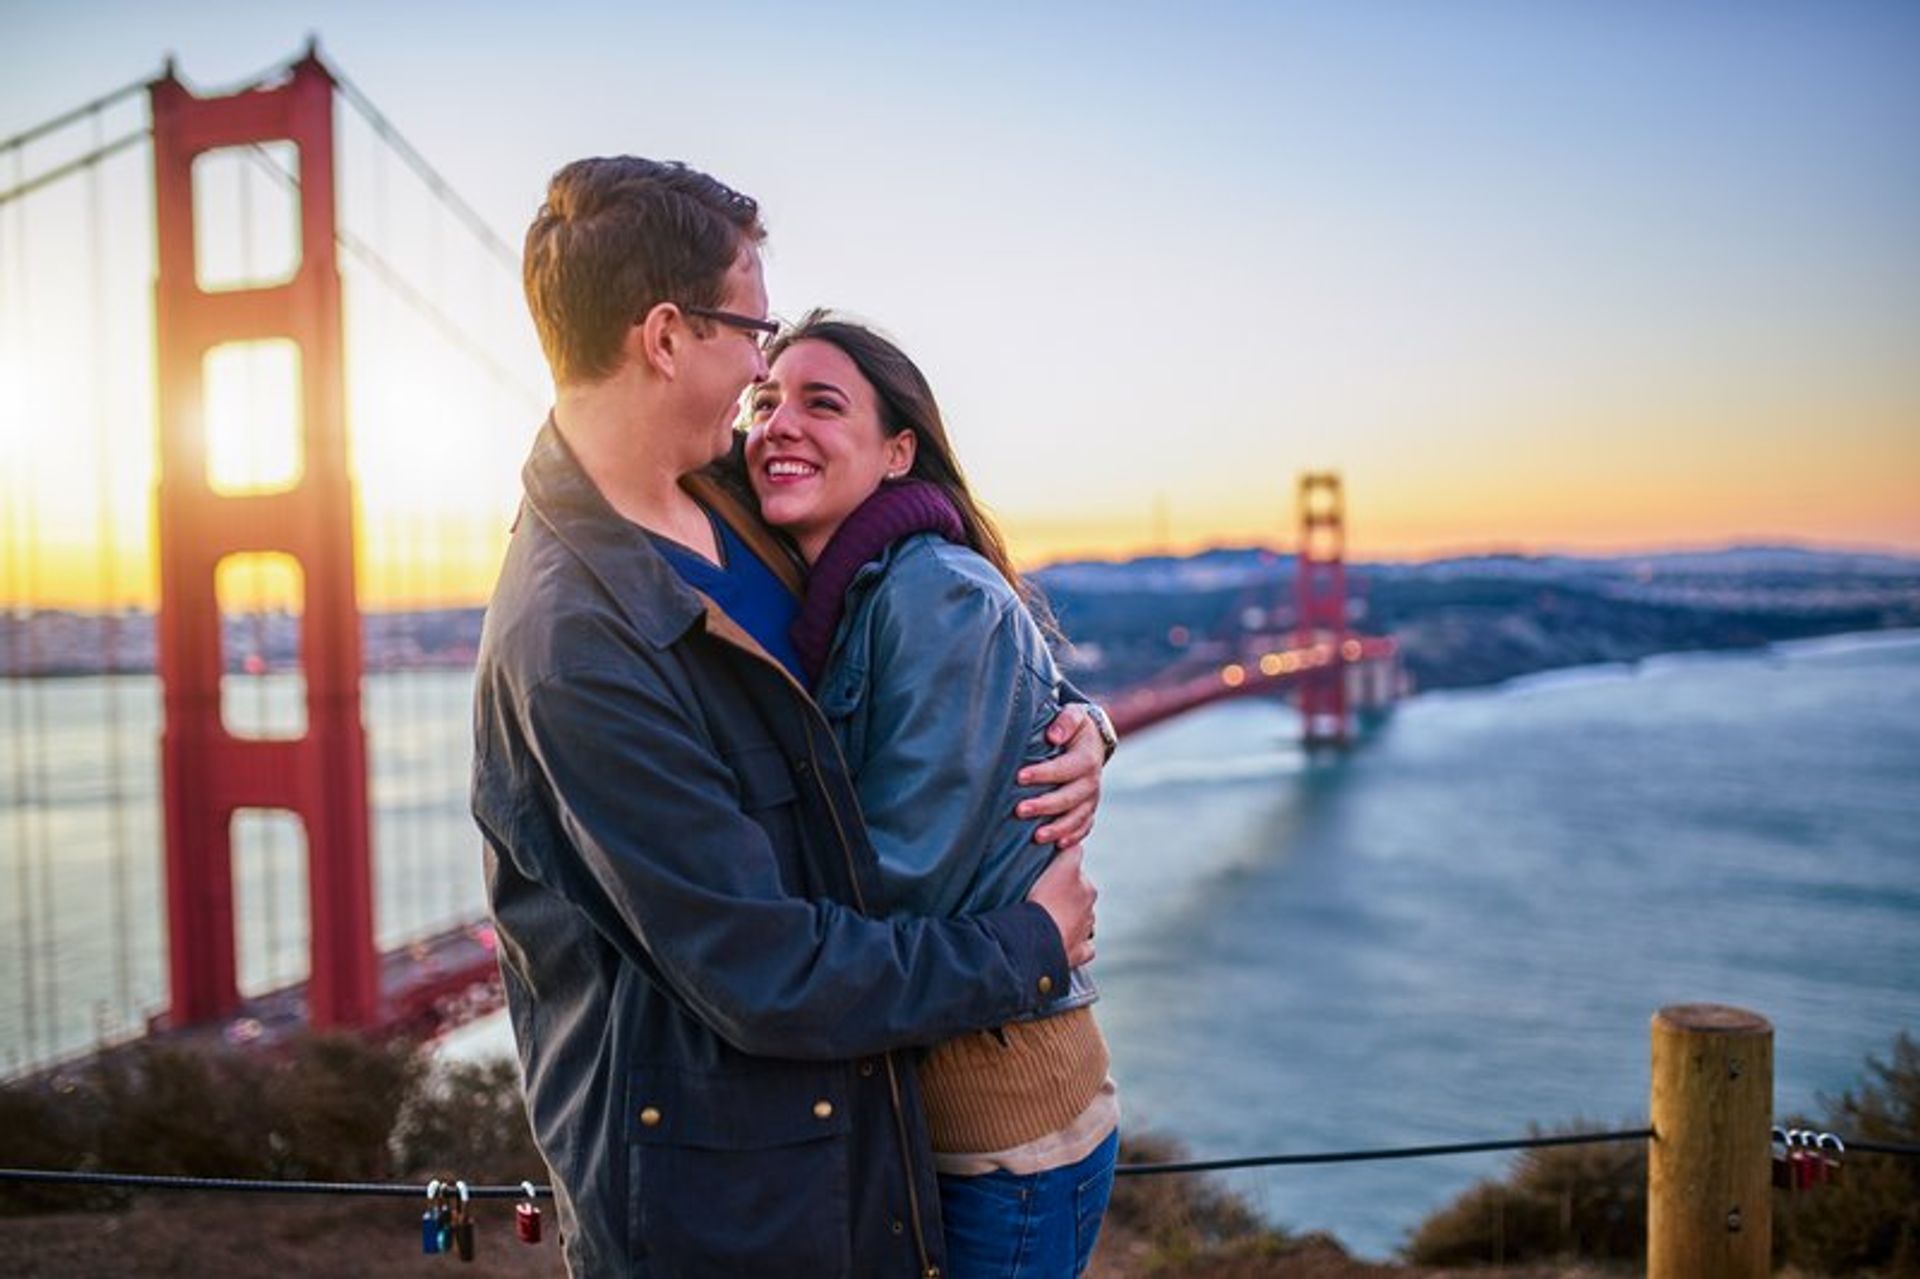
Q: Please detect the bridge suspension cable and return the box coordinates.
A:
[88,110,137,1025]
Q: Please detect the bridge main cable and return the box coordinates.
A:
[0,131,146,210]
[321,57,521,272]
[0,72,151,154]
[0,52,312,209]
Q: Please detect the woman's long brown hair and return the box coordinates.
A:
[765,310,1047,618]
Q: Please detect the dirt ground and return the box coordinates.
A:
[0,1195,1636,1278]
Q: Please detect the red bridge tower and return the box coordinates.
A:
[150,54,377,1029]
[1293,472,1350,748]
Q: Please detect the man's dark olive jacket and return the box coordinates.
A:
[471,421,1070,1277]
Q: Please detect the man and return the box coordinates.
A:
[472,156,1109,1277]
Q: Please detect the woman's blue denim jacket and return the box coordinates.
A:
[814,532,1098,1019]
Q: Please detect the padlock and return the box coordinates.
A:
[453,1181,476,1262]
[515,1180,543,1244]
[1817,1133,1845,1187]
[1770,1128,1793,1191]
[423,1179,448,1254]
[1790,1129,1822,1190]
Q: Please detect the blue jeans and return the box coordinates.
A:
[936,1127,1120,1279]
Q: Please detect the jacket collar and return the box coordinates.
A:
[518,415,707,652]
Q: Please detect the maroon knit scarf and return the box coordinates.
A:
[790,479,965,686]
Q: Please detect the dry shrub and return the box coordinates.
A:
[1405,1030,1920,1274]
[0,1076,119,1214]
[1404,1122,1644,1266]
[270,1033,425,1179]
[1775,1031,1920,1276]
[1106,1130,1292,1271]
[390,1054,544,1183]
[88,1041,284,1179]
[1,1031,425,1214]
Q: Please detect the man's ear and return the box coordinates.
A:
[633,302,680,380]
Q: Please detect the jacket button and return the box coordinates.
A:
[1037,975,1054,995]
[890,1218,905,1236]
[795,759,812,777]
[859,1060,876,1077]
[638,1106,662,1127]
[813,1099,834,1120]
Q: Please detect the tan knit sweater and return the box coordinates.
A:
[917,1006,1110,1154]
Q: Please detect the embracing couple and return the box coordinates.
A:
[472,155,1120,1277]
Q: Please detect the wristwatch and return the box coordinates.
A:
[1083,702,1119,761]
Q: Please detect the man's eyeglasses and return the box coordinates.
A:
[682,305,779,352]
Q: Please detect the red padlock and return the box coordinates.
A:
[515,1180,543,1244]
[1790,1129,1823,1190]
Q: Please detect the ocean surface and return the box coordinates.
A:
[5,632,1919,1257]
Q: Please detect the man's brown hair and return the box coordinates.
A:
[523,157,765,385]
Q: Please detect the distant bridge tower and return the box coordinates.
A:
[1293,472,1350,748]
[150,53,377,1029]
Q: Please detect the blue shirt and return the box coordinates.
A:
[649,507,806,680]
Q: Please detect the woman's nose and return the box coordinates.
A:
[764,402,803,439]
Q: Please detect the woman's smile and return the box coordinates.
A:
[745,337,915,562]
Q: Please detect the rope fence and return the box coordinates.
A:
[4,1122,1912,1197]
[0,997,1910,1277]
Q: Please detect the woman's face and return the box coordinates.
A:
[745,339,915,563]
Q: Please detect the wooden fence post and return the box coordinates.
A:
[1649,1003,1773,1279]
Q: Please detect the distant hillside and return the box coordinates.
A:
[1032,543,1920,694]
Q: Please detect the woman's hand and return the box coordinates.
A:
[1015,704,1108,847]
[1027,845,1098,968]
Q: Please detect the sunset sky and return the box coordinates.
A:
[3,1,1917,609]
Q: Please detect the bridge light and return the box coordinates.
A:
[1278,652,1300,673]
[1259,653,1284,677]
[1220,663,1246,688]
[1341,639,1363,662]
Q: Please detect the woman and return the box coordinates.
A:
[744,311,1118,1279]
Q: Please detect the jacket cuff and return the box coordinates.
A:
[981,901,1071,1013]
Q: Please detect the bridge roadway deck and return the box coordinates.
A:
[1105,637,1399,737]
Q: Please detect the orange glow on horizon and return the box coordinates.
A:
[6,488,1920,613]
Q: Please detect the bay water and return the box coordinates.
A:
[4,632,1917,1256]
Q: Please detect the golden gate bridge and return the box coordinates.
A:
[0,47,1401,1077]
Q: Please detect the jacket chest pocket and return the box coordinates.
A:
[815,662,870,771]
[627,1067,852,1276]
[721,742,813,892]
